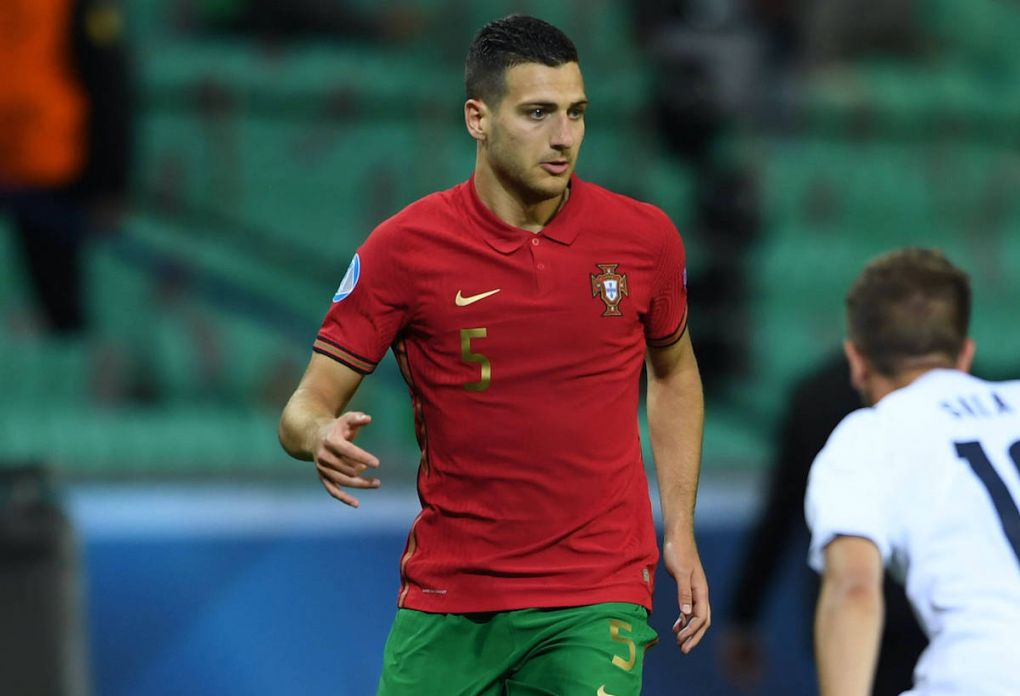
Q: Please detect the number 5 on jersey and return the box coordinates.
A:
[460,328,490,392]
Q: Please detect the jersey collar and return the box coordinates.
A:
[463,174,584,254]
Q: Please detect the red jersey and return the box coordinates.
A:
[316,175,688,613]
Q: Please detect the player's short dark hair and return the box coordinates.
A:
[465,15,579,105]
[846,248,971,377]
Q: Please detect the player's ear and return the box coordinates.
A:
[956,337,976,373]
[465,99,489,143]
[844,340,869,395]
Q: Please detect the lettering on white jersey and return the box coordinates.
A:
[940,391,1014,419]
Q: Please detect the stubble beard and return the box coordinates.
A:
[488,133,567,206]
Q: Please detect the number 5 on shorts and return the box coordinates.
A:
[609,619,636,671]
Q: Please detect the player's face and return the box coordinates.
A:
[483,62,587,202]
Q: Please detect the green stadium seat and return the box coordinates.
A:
[0,407,286,476]
[0,336,92,410]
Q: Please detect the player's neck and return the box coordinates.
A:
[867,363,955,405]
[473,160,568,233]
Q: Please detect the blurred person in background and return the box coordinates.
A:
[280,14,710,695]
[719,350,926,695]
[0,0,132,335]
[630,0,762,398]
[0,6,129,691]
[807,248,1020,696]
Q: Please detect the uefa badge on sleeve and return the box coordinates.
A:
[332,253,361,302]
[591,263,629,317]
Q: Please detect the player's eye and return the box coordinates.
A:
[528,108,547,120]
[568,107,585,120]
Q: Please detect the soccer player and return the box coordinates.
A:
[721,351,926,695]
[278,14,710,695]
[805,248,1020,696]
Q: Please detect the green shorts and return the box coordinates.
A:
[376,602,658,696]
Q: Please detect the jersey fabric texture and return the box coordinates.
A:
[806,369,1020,696]
[316,175,688,613]
[377,603,656,696]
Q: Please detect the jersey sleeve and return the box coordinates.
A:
[314,224,410,374]
[644,215,688,348]
[805,409,898,572]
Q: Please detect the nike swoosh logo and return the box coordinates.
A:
[455,288,501,307]
[597,686,618,696]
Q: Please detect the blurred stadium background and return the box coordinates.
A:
[1,0,1018,694]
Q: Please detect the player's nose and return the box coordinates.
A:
[549,113,577,150]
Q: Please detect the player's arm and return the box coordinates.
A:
[646,329,709,653]
[279,352,380,507]
[815,535,885,696]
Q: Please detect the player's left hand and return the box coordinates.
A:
[662,532,711,654]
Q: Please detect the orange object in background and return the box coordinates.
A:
[0,0,87,187]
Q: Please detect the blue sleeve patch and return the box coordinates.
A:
[332,254,361,302]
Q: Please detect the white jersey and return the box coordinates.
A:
[806,369,1020,696]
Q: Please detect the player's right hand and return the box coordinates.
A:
[663,533,712,653]
[313,411,380,507]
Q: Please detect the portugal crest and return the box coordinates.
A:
[590,263,629,317]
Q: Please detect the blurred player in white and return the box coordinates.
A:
[805,247,1020,696]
